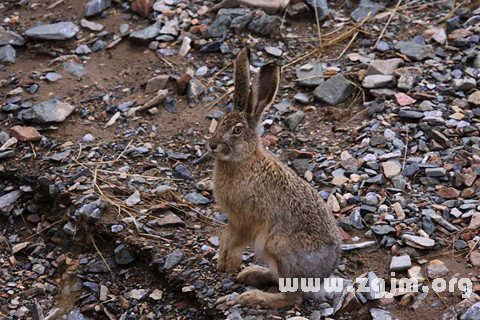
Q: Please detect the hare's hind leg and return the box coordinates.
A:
[237,265,276,287]
[237,290,302,309]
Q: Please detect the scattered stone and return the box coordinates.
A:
[469,251,480,267]
[382,160,401,179]
[265,46,282,57]
[284,111,305,131]
[468,91,480,106]
[426,259,449,279]
[145,75,169,94]
[395,93,416,106]
[25,22,79,40]
[370,308,391,320]
[10,126,41,142]
[394,41,434,61]
[351,0,384,22]
[362,75,394,89]
[0,28,25,46]
[390,255,412,272]
[366,58,403,76]
[462,303,480,320]
[129,23,161,42]
[402,234,435,249]
[114,244,136,265]
[436,187,460,199]
[468,212,480,230]
[248,15,281,36]
[408,266,426,282]
[45,72,62,82]
[84,0,111,17]
[80,19,104,31]
[0,190,21,216]
[63,62,86,79]
[0,45,15,63]
[184,192,210,205]
[296,63,324,87]
[163,249,183,269]
[313,74,353,105]
[125,191,141,206]
[22,99,75,123]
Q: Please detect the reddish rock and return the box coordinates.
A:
[470,251,480,267]
[468,91,480,106]
[10,126,41,142]
[287,149,315,160]
[131,0,154,18]
[145,75,169,94]
[262,134,278,147]
[176,74,192,94]
[436,187,460,199]
[395,92,416,106]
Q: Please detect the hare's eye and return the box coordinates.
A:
[232,125,243,135]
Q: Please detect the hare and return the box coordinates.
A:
[209,48,341,309]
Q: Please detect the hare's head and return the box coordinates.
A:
[209,48,281,162]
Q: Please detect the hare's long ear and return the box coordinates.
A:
[248,62,281,122]
[233,47,251,111]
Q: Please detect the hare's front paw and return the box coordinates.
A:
[237,265,276,287]
[237,290,266,308]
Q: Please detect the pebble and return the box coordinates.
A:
[0,45,15,63]
[313,74,353,105]
[390,255,412,272]
[84,0,111,17]
[402,234,435,249]
[284,111,305,131]
[426,259,449,279]
[9,126,41,142]
[25,22,79,40]
[22,99,75,123]
[163,249,183,269]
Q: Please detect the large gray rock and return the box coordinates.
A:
[163,249,183,269]
[0,190,21,216]
[296,63,325,87]
[0,27,25,46]
[67,309,87,320]
[462,302,480,320]
[313,74,353,105]
[63,62,86,79]
[370,308,391,320]
[351,0,384,22]
[305,0,330,21]
[248,15,281,36]
[84,0,112,17]
[22,99,76,123]
[0,45,16,63]
[394,41,435,61]
[204,15,231,38]
[362,75,394,89]
[129,23,161,42]
[25,22,79,40]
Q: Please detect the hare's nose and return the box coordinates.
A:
[209,141,218,151]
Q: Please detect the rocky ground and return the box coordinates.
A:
[1,0,480,319]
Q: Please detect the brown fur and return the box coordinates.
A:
[210,48,341,308]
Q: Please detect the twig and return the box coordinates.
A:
[313,0,322,46]
[402,126,409,170]
[337,17,369,59]
[374,0,403,48]
[116,139,133,161]
[46,0,65,9]
[88,233,114,279]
